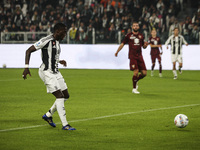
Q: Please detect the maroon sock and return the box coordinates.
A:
[137,74,145,81]
[151,64,155,71]
[132,76,137,88]
[159,64,162,73]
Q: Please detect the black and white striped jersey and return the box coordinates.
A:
[33,34,61,73]
[165,35,188,55]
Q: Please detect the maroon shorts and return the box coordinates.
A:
[129,56,147,71]
[151,54,161,64]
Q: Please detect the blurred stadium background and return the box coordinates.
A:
[0,0,200,44]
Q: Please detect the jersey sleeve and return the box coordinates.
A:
[122,34,129,44]
[165,35,172,47]
[33,37,50,50]
[182,36,188,45]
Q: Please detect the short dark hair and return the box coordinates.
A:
[53,23,66,33]
[174,27,179,31]
[132,21,139,25]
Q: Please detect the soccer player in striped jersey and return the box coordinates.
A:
[165,28,188,79]
[22,23,76,130]
[149,29,163,77]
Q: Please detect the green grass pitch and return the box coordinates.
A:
[0,68,200,150]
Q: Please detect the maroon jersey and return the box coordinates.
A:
[122,32,145,59]
[149,36,161,55]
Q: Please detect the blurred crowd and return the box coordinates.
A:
[0,0,200,44]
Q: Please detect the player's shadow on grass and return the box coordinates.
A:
[157,125,192,132]
[177,78,200,82]
[155,75,200,82]
[157,128,192,132]
[140,93,163,97]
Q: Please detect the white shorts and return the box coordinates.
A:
[171,54,182,63]
[38,68,67,93]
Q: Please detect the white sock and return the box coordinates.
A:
[55,98,68,126]
[46,99,68,117]
[173,70,177,76]
[46,102,57,117]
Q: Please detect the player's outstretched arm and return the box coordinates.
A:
[150,44,162,48]
[165,36,171,49]
[115,43,124,57]
[160,46,163,54]
[182,36,188,46]
[22,45,36,80]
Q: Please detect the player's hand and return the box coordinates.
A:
[186,44,188,46]
[115,52,118,57]
[166,46,168,49]
[59,60,67,67]
[22,68,31,80]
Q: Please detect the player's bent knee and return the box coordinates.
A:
[64,94,70,99]
[56,94,64,99]
[64,93,69,102]
[134,73,138,76]
[133,69,139,76]
[52,90,64,98]
[62,89,70,99]
[142,71,147,77]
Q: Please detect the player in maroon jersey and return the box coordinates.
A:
[149,29,163,77]
[115,22,148,94]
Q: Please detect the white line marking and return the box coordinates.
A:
[69,103,200,123]
[0,103,199,132]
[0,78,38,82]
[0,124,49,132]
[0,79,24,82]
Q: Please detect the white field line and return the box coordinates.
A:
[0,79,25,82]
[0,103,199,132]
[0,78,38,82]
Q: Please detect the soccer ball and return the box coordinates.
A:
[174,114,189,128]
[2,64,6,68]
